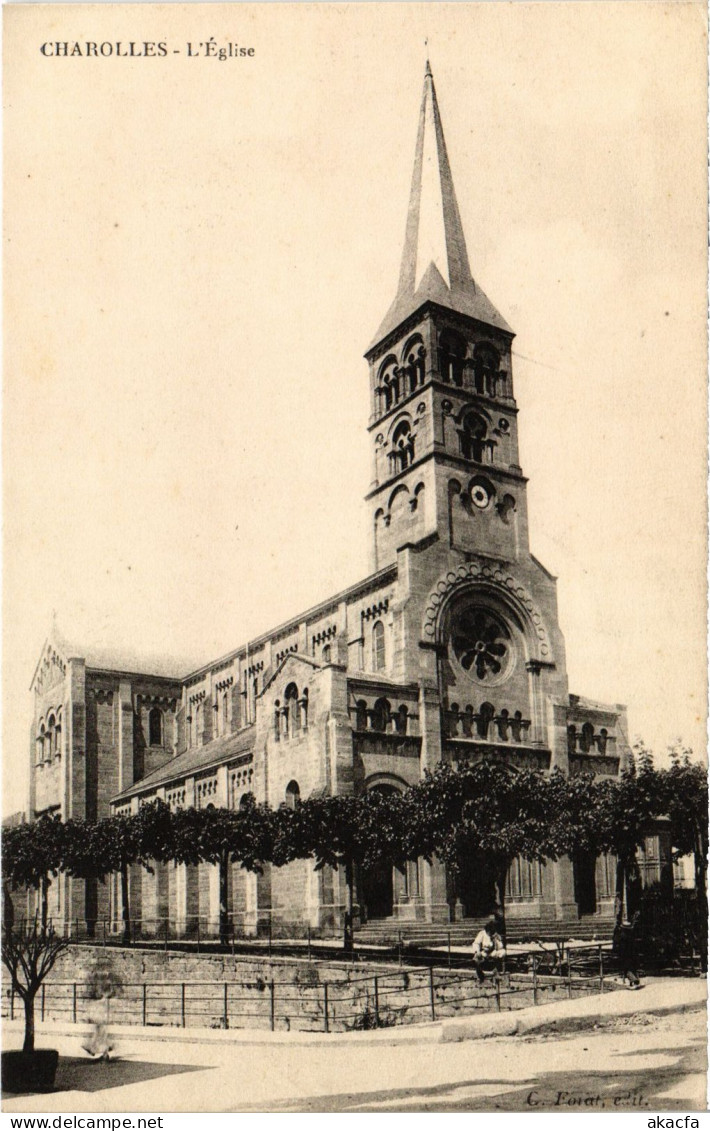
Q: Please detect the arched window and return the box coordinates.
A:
[439,330,466,386]
[476,702,496,739]
[378,358,400,413]
[460,412,489,462]
[55,710,62,758]
[580,722,595,753]
[285,683,299,736]
[390,420,415,472]
[285,780,300,810]
[239,792,253,811]
[402,336,426,393]
[355,700,368,731]
[372,621,386,672]
[395,705,408,735]
[300,687,309,729]
[322,644,331,663]
[149,707,163,747]
[37,723,45,766]
[473,342,500,396]
[222,692,229,734]
[46,714,56,760]
[193,702,201,747]
[371,697,390,733]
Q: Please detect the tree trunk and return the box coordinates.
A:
[615,857,627,925]
[23,994,35,1054]
[120,863,131,946]
[40,876,48,932]
[219,852,229,947]
[494,863,507,945]
[343,858,354,953]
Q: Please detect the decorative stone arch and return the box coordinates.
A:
[454,403,492,428]
[386,409,414,443]
[400,334,426,393]
[377,353,398,382]
[364,772,408,794]
[386,482,410,515]
[411,481,426,514]
[400,333,424,365]
[421,562,553,664]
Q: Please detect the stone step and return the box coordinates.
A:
[355,915,616,946]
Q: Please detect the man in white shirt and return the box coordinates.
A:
[472,917,506,982]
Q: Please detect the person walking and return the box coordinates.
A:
[613,911,642,988]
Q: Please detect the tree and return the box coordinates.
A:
[404,760,557,937]
[546,754,665,925]
[2,922,69,1053]
[171,800,274,945]
[597,752,665,923]
[273,791,407,951]
[2,816,67,930]
[660,746,708,965]
[65,803,175,945]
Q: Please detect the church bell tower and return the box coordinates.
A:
[366,63,531,571]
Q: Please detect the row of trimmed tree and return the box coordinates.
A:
[3,748,707,952]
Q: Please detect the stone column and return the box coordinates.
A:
[216,764,229,808]
[553,857,578,922]
[116,680,134,796]
[418,679,442,773]
[243,866,271,937]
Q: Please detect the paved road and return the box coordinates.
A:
[4,1009,706,1113]
[249,1011,706,1113]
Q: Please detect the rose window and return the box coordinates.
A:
[451,607,512,682]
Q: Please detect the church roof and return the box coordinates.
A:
[370,62,511,351]
[113,726,255,801]
[30,623,202,692]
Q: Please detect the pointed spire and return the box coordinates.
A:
[371,65,510,349]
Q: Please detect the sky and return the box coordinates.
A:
[3,2,708,816]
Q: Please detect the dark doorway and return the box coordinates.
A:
[457,853,501,919]
[361,859,394,921]
[573,852,597,915]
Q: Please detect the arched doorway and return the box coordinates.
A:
[456,852,504,919]
[359,780,403,922]
[573,852,597,916]
[361,857,394,921]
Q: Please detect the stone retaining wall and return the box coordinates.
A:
[1,946,613,1034]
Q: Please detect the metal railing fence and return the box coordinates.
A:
[1,944,623,1034]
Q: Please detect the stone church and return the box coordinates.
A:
[27,64,633,938]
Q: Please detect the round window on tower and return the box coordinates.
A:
[471,483,491,509]
[449,604,515,685]
[469,476,495,510]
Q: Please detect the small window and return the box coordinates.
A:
[460,412,488,462]
[149,707,163,746]
[439,330,466,386]
[391,420,415,472]
[473,342,500,396]
[372,621,386,672]
[285,683,299,734]
[193,703,201,747]
[371,697,390,733]
[322,644,331,663]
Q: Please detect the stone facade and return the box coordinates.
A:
[26,65,631,936]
